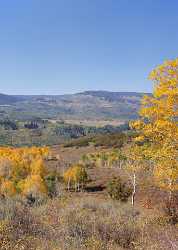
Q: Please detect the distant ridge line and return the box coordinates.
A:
[0,90,151,97]
[78,90,151,96]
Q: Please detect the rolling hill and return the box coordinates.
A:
[0,93,21,105]
[0,91,150,121]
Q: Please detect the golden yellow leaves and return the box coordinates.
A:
[154,160,178,191]
[30,158,47,177]
[18,175,47,196]
[82,150,125,169]
[0,180,16,196]
[149,57,178,82]
[0,146,49,197]
[130,120,143,130]
[63,164,88,190]
[131,58,178,194]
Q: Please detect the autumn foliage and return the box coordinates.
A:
[130,58,178,199]
[0,147,49,198]
[63,164,88,191]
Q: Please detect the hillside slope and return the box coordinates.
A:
[0,91,149,121]
[0,93,21,105]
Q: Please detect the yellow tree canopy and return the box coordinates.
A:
[130,58,178,192]
[63,164,88,186]
[0,146,50,197]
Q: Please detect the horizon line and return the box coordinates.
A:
[0,90,152,96]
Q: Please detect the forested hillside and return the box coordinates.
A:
[0,91,148,121]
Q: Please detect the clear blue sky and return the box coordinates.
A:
[0,0,178,95]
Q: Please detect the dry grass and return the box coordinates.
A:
[0,145,177,250]
[0,193,177,250]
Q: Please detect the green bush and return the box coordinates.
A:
[45,171,61,198]
[107,177,132,202]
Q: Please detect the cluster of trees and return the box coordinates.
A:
[24,121,39,129]
[64,131,128,148]
[0,118,129,147]
[82,150,126,168]
[63,164,88,191]
[54,123,129,139]
[80,145,151,206]
[0,119,18,130]
[54,124,86,138]
[0,146,50,200]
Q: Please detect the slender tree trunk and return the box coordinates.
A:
[132,173,136,207]
[67,178,70,191]
[75,182,77,192]
[168,179,172,202]
[119,161,121,169]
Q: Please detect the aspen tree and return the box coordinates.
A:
[131,58,178,200]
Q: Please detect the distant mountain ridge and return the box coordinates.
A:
[0,91,150,121]
[0,93,21,105]
[80,90,148,96]
[78,90,149,102]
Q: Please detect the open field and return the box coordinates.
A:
[49,145,170,207]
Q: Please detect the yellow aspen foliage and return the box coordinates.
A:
[30,157,47,177]
[18,174,47,196]
[82,150,126,169]
[0,180,16,197]
[74,164,88,184]
[130,58,178,197]
[64,164,88,191]
[0,146,50,198]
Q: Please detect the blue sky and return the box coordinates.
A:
[0,0,178,95]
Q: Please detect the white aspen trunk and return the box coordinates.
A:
[75,182,77,192]
[131,173,136,207]
[67,178,70,191]
[168,179,173,202]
